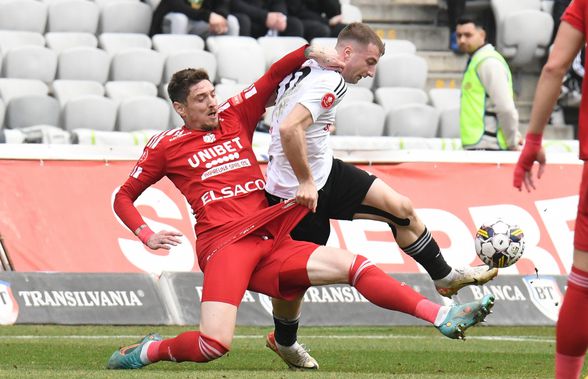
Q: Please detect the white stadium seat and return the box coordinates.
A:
[335,102,385,136]
[99,0,152,34]
[117,96,171,131]
[338,85,374,106]
[382,39,417,55]
[374,53,428,89]
[99,33,152,55]
[0,31,45,55]
[63,95,118,131]
[384,103,440,137]
[257,36,308,69]
[45,32,99,54]
[47,0,100,33]
[152,34,205,56]
[214,83,248,104]
[51,79,105,107]
[5,95,60,129]
[214,41,265,84]
[110,48,164,84]
[105,81,158,103]
[0,78,49,104]
[0,0,48,33]
[429,88,462,138]
[163,50,217,84]
[374,87,428,112]
[2,46,57,83]
[57,47,110,83]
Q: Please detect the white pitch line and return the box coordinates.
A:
[0,335,555,343]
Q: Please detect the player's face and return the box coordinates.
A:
[456,23,486,54]
[175,80,219,131]
[341,42,381,84]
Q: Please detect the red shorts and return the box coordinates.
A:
[575,162,588,251]
[199,230,318,306]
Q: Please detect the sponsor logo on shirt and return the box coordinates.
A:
[201,179,266,205]
[321,92,336,109]
[188,137,244,168]
[201,158,250,180]
[203,133,216,143]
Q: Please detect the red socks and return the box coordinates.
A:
[349,255,439,322]
[147,331,228,363]
[556,266,588,378]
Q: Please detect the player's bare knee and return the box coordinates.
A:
[393,195,417,223]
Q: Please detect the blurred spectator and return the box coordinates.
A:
[230,0,303,38]
[287,0,347,41]
[447,0,465,53]
[149,0,239,38]
[457,18,520,151]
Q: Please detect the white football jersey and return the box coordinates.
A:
[265,59,347,199]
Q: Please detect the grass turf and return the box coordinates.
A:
[0,325,563,378]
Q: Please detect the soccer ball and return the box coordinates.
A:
[474,220,525,268]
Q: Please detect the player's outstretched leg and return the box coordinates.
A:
[436,294,495,340]
[265,331,319,370]
[107,333,162,369]
[435,266,499,298]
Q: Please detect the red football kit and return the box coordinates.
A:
[114,45,318,305]
[562,1,588,251]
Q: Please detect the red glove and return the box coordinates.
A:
[513,133,543,190]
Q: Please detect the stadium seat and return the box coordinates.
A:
[0,31,45,55]
[374,53,428,89]
[57,47,110,83]
[381,39,417,55]
[214,83,248,104]
[51,79,105,107]
[99,33,152,55]
[110,48,164,84]
[99,1,152,34]
[0,0,48,33]
[163,50,217,84]
[310,37,337,50]
[63,95,117,131]
[491,0,554,66]
[117,96,171,131]
[384,103,440,137]
[374,87,428,112]
[94,0,141,7]
[0,78,49,104]
[5,95,60,129]
[205,35,258,54]
[334,102,385,136]
[105,81,158,103]
[214,41,265,84]
[152,34,205,56]
[2,46,57,83]
[45,32,98,54]
[341,4,363,23]
[257,36,308,69]
[0,98,5,129]
[47,0,100,33]
[71,128,159,146]
[338,85,374,106]
[429,88,461,138]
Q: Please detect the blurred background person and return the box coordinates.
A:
[231,0,303,38]
[457,17,520,151]
[287,0,347,41]
[149,0,239,38]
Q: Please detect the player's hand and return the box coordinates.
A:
[145,230,183,250]
[266,12,284,30]
[328,15,343,26]
[296,181,318,213]
[308,46,345,72]
[209,12,228,35]
[513,133,546,192]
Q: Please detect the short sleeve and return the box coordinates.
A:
[563,0,586,33]
[297,73,346,122]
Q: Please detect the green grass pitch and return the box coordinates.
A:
[0,325,568,378]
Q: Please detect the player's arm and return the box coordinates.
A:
[279,103,317,211]
[238,45,343,135]
[513,21,584,192]
[113,145,182,250]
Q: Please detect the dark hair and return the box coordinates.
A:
[167,68,210,103]
[337,22,385,56]
[456,17,486,31]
